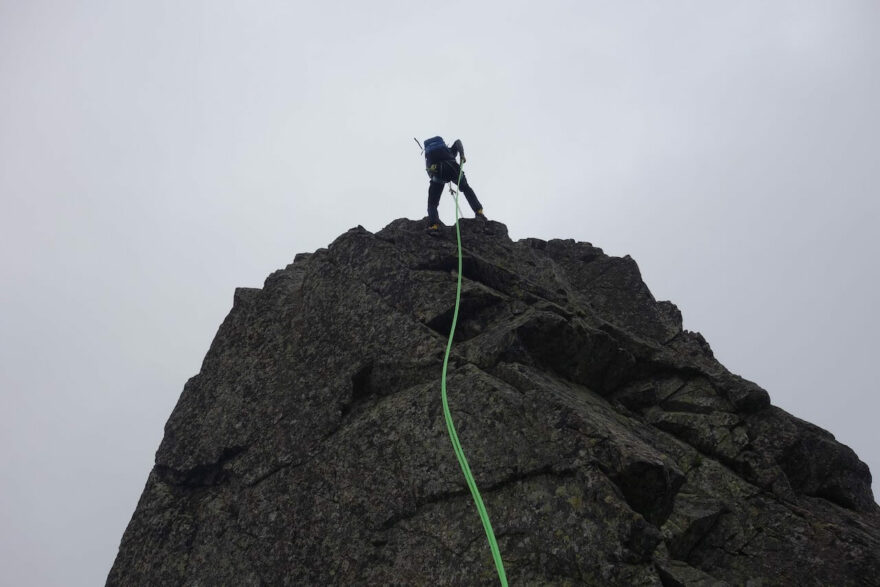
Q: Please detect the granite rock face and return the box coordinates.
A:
[109,218,879,586]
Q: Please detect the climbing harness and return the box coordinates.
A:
[440,162,508,586]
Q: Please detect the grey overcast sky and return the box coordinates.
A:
[1,1,878,585]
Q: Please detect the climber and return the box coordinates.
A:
[422,136,487,231]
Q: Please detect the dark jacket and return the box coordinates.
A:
[426,139,465,179]
[448,139,465,161]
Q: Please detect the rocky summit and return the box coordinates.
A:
[109,218,879,586]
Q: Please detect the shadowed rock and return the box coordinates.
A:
[108,218,879,586]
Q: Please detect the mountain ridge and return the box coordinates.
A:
[108,217,879,585]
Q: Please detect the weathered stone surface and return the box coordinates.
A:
[108,218,879,586]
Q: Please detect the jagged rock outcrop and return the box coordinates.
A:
[109,218,879,586]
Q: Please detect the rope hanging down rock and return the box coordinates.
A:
[440,162,508,586]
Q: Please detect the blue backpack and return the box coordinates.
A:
[424,136,454,165]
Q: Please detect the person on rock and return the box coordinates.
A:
[422,136,487,231]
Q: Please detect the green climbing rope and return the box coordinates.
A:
[440,164,508,586]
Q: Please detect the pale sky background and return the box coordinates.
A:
[1,1,878,585]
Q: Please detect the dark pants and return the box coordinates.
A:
[427,160,482,225]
